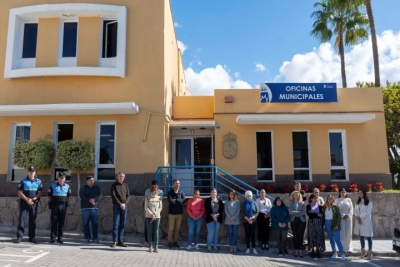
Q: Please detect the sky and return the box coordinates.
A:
[170,0,400,95]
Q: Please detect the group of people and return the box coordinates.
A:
[16,168,374,261]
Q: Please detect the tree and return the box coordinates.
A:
[364,0,380,87]
[13,134,55,171]
[56,139,95,193]
[311,0,369,88]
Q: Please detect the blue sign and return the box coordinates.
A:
[260,83,337,103]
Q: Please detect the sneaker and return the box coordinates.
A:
[28,237,37,244]
[57,238,63,244]
[253,249,258,255]
[93,239,99,244]
[245,248,251,254]
[168,242,173,248]
[207,246,212,252]
[154,247,159,253]
[173,242,180,248]
[213,246,218,252]
[279,250,283,256]
[265,243,269,250]
[341,255,346,261]
[193,244,200,250]
[85,239,91,243]
[148,247,153,253]
[110,242,117,248]
[117,242,127,247]
[186,245,192,250]
[331,252,338,259]
[16,237,22,243]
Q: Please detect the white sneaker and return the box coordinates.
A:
[331,252,338,259]
[186,245,192,250]
[245,248,250,254]
[193,244,200,250]
[253,249,259,255]
[341,255,346,261]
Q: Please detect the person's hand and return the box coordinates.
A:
[317,213,323,218]
[265,213,269,218]
[120,203,126,210]
[26,198,34,206]
[343,215,349,220]
[89,199,95,206]
[230,217,235,223]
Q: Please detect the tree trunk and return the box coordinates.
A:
[77,172,81,196]
[365,0,380,87]
[338,32,347,88]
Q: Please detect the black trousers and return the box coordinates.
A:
[50,204,67,239]
[17,200,38,238]
[257,214,270,244]
[291,217,306,250]
[275,230,288,251]
[243,222,256,248]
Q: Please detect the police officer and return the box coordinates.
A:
[48,172,71,243]
[16,166,42,244]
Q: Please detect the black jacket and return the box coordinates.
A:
[204,197,224,224]
[167,189,186,214]
[79,184,102,209]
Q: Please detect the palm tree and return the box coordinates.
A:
[311,0,369,88]
[364,0,380,87]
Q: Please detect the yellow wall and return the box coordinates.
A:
[36,18,59,67]
[173,96,215,119]
[77,17,100,67]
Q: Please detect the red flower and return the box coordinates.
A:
[317,184,327,192]
[349,183,359,192]
[331,183,339,192]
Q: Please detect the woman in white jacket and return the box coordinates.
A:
[354,190,373,260]
[336,188,353,254]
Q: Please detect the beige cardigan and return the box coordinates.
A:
[145,195,162,218]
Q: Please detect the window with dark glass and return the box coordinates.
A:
[256,132,273,181]
[102,20,118,58]
[22,23,38,58]
[11,125,31,181]
[329,132,346,180]
[97,124,115,180]
[54,124,74,181]
[62,22,78,57]
[292,131,310,180]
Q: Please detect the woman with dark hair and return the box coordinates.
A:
[336,188,353,254]
[270,196,290,256]
[204,188,224,252]
[354,190,373,260]
[306,193,325,258]
[256,189,272,250]
[144,185,162,252]
[186,189,204,250]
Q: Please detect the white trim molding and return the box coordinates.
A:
[170,121,216,129]
[236,113,375,124]
[5,4,127,78]
[0,102,139,116]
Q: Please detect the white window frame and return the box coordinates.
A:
[58,20,78,67]
[293,130,312,181]
[95,121,116,181]
[329,130,349,181]
[8,123,31,182]
[255,131,275,182]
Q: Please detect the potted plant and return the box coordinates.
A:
[267,183,276,193]
[349,183,359,192]
[365,183,373,192]
[374,182,384,192]
[317,184,327,192]
[330,183,339,192]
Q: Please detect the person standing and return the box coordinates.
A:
[16,166,42,244]
[242,191,260,255]
[336,188,353,254]
[110,172,130,248]
[167,179,185,248]
[48,172,71,243]
[306,193,325,258]
[289,191,306,257]
[354,190,373,260]
[204,188,223,252]
[256,189,272,251]
[294,182,307,201]
[145,185,162,253]
[270,196,290,256]
[186,189,205,250]
[324,195,346,260]
[225,190,240,253]
[143,180,164,246]
[79,176,102,243]
[312,188,325,206]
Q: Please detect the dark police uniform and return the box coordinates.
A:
[17,176,42,240]
[48,182,71,242]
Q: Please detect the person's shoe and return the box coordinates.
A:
[299,253,303,258]
[233,246,237,253]
[367,249,373,260]
[93,239,99,244]
[168,242,173,248]
[16,237,22,243]
[311,250,315,258]
[265,243,269,250]
[331,252,338,259]
[245,248,250,254]
[154,246,159,253]
[207,246,212,252]
[110,242,117,248]
[253,249,258,255]
[85,239,91,243]
[173,242,180,248]
[57,238,63,244]
[148,247,153,253]
[186,245,192,250]
[316,249,321,258]
[341,254,346,261]
[278,250,283,256]
[360,248,366,259]
[50,238,55,244]
[193,244,200,250]
[117,242,127,247]
[213,245,218,252]
[28,237,37,244]
[283,249,288,255]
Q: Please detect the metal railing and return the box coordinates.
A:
[155,165,274,201]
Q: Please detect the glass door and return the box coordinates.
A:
[172,137,194,195]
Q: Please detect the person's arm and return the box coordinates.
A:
[124,184,130,204]
[186,199,195,218]
[360,201,373,220]
[144,196,152,216]
[94,186,102,203]
[298,202,306,217]
[253,202,259,219]
[176,191,186,205]
[224,201,232,217]
[47,186,53,201]
[232,200,241,219]
[306,205,318,218]
[217,200,224,217]
[111,184,122,205]
[285,207,291,223]
[241,202,248,219]
[34,181,43,201]
[79,187,90,201]
[156,197,162,217]
[167,191,176,205]
[348,199,354,216]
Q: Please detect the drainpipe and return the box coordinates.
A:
[143,112,172,142]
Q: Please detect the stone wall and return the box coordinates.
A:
[0,192,399,240]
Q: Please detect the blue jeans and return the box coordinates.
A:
[187,217,204,246]
[227,224,239,246]
[112,204,127,243]
[360,236,373,250]
[206,221,221,247]
[81,209,99,240]
[325,220,344,253]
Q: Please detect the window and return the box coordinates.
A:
[329,131,348,180]
[53,124,74,181]
[256,132,273,181]
[293,131,310,180]
[96,123,116,180]
[22,23,38,58]
[10,123,31,181]
[102,20,117,58]
[62,22,78,57]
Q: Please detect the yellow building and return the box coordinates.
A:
[0,0,390,196]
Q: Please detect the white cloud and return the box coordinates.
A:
[185,65,252,95]
[177,40,188,54]
[174,22,182,28]
[274,30,400,87]
[255,63,267,72]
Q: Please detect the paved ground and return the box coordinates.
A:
[0,229,398,267]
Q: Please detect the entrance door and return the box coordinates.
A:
[172,136,213,195]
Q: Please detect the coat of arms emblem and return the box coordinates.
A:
[222,132,237,159]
